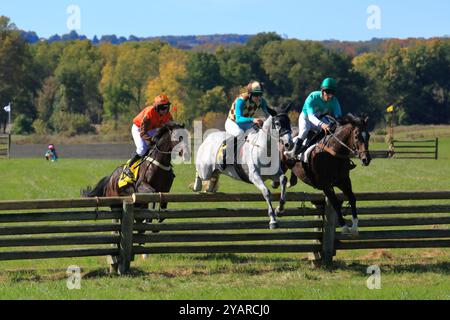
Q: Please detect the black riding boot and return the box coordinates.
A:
[123,153,142,178]
[284,139,305,159]
[218,136,237,171]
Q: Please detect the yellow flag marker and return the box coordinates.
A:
[386,105,395,113]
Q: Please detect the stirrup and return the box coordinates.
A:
[123,166,135,179]
[217,143,227,171]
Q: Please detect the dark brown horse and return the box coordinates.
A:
[82,122,186,211]
[283,114,371,235]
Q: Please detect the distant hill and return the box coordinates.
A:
[20,30,253,48]
[20,30,449,55]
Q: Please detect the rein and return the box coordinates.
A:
[317,125,365,158]
[328,130,358,156]
[135,139,174,173]
[246,116,291,148]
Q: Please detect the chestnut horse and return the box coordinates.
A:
[283,114,371,235]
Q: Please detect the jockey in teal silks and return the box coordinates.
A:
[284,77,342,160]
[218,81,272,171]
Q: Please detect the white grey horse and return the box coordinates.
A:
[193,113,294,229]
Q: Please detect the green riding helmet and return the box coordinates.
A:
[321,78,337,91]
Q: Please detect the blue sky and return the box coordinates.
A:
[1,0,449,40]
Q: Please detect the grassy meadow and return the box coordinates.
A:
[0,129,449,300]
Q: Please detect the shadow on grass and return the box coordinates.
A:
[6,270,43,283]
[333,260,450,275]
[83,267,148,279]
[189,253,306,264]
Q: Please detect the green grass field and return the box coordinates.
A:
[0,135,449,300]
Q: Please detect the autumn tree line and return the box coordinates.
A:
[1,16,449,136]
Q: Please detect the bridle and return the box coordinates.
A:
[317,117,369,159]
[247,114,292,148]
[138,127,182,172]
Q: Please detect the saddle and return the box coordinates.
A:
[118,160,141,188]
[216,136,251,183]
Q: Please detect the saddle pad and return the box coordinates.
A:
[118,161,141,188]
[299,144,317,163]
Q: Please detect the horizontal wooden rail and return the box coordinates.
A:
[394,145,436,149]
[1,191,450,210]
[0,197,131,210]
[134,220,322,232]
[0,235,120,247]
[133,244,322,254]
[344,205,450,215]
[133,192,325,203]
[336,239,450,250]
[357,216,450,227]
[393,139,436,143]
[0,248,118,261]
[336,229,450,241]
[132,191,450,204]
[134,207,321,219]
[0,223,120,236]
[0,211,120,223]
[133,231,323,244]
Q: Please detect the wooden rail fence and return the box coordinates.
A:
[370,138,439,159]
[0,134,10,159]
[0,191,449,274]
[391,138,439,159]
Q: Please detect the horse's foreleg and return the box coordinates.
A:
[158,202,168,223]
[206,174,220,193]
[193,172,203,192]
[276,174,288,215]
[250,173,278,229]
[337,177,358,235]
[323,188,349,233]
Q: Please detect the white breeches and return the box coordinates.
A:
[225,118,253,139]
[131,124,157,156]
[296,112,331,142]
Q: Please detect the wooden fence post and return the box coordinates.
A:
[7,134,10,159]
[435,138,439,160]
[118,201,134,275]
[308,202,324,267]
[321,197,337,266]
[107,207,120,274]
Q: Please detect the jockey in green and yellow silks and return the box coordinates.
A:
[226,81,271,136]
[219,81,272,171]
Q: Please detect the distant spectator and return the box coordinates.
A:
[45,144,58,162]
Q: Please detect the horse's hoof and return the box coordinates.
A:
[142,254,148,260]
[275,207,284,217]
[271,181,280,189]
[351,227,359,237]
[269,222,279,230]
[341,225,351,235]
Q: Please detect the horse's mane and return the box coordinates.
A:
[338,113,366,127]
[151,122,184,143]
[152,125,170,142]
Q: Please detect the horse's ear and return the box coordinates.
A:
[364,116,369,125]
[283,101,293,113]
[267,107,278,117]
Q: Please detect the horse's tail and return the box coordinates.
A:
[81,176,110,197]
